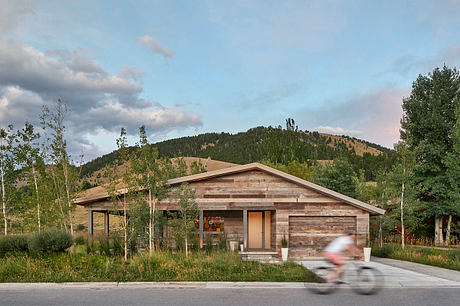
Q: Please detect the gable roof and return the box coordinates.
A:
[168,162,384,215]
[75,162,384,215]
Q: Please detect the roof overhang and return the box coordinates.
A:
[74,162,385,215]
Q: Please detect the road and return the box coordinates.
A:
[1,286,459,306]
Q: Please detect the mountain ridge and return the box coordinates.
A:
[81,126,396,181]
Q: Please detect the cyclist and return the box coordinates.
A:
[322,231,361,282]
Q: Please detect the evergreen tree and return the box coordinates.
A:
[312,159,358,198]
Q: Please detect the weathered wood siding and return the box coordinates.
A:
[83,170,370,258]
[203,210,242,241]
[289,216,356,258]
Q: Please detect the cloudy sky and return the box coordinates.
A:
[1,0,460,161]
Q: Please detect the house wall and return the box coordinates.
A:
[203,210,242,242]
[81,169,371,258]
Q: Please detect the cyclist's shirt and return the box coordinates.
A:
[324,236,353,253]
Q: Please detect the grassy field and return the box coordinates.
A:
[372,243,460,271]
[0,250,319,283]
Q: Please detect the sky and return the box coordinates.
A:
[1,0,460,162]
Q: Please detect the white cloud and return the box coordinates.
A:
[0,0,35,34]
[313,126,363,136]
[0,40,201,160]
[302,86,409,148]
[137,35,175,58]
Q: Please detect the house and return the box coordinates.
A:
[74,162,384,259]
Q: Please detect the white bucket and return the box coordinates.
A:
[363,247,372,262]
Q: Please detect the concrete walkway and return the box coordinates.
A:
[298,257,460,288]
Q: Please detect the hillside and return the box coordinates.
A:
[81,126,396,181]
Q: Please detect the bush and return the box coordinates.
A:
[0,234,29,253]
[74,235,87,246]
[28,229,74,253]
[372,244,396,257]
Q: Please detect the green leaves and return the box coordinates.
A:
[401,66,460,218]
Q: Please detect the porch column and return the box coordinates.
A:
[104,211,109,236]
[243,209,248,251]
[199,210,204,249]
[88,210,93,235]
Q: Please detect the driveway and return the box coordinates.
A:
[298,256,460,288]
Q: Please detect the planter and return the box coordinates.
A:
[281,248,289,262]
[363,247,372,262]
[229,240,238,251]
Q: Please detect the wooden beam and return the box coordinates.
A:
[88,210,93,235]
[104,212,109,236]
[243,209,248,251]
[199,210,204,249]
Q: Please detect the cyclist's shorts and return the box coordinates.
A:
[324,251,344,265]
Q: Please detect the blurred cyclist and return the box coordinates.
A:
[322,231,361,282]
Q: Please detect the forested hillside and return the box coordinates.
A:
[81,126,396,181]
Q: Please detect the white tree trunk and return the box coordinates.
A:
[1,159,7,235]
[435,215,444,246]
[32,165,40,232]
[401,182,405,249]
[62,160,73,236]
[148,188,153,254]
[184,215,188,256]
[124,195,128,261]
[446,215,452,246]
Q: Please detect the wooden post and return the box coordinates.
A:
[243,209,248,251]
[88,210,93,235]
[261,212,265,249]
[104,212,109,236]
[199,210,204,249]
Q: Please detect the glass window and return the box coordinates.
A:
[196,216,224,232]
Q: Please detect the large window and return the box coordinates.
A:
[196,216,224,232]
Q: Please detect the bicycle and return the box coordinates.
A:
[308,257,384,295]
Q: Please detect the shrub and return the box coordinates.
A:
[74,235,87,246]
[28,229,74,253]
[281,235,288,248]
[372,244,396,257]
[0,234,29,253]
[218,234,227,250]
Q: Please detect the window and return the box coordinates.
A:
[196,216,225,232]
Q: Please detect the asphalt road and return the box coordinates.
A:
[1,287,459,306]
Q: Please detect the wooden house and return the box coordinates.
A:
[75,162,384,259]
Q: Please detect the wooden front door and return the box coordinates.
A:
[248,211,271,249]
[248,212,263,249]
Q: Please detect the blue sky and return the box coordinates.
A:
[1,0,460,161]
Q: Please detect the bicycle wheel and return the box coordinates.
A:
[351,266,383,295]
[308,266,339,295]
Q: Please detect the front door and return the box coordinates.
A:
[248,211,271,249]
[248,212,263,249]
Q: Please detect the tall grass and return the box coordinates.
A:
[372,243,460,271]
[0,250,319,283]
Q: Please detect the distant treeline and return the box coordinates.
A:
[81,126,397,181]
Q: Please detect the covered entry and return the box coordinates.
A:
[248,211,271,249]
[288,216,356,258]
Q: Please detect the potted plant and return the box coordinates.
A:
[281,235,289,262]
[363,234,371,262]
